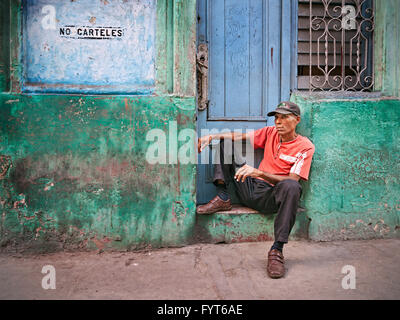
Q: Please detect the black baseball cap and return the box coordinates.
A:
[267,101,301,117]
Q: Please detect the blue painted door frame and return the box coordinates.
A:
[196,0,298,204]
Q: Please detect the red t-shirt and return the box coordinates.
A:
[249,126,315,181]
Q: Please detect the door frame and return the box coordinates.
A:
[195,0,299,204]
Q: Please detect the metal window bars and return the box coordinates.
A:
[306,0,374,91]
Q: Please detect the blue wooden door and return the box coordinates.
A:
[197,0,297,204]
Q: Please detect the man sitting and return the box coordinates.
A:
[197,102,315,279]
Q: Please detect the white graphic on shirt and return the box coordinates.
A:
[279,153,297,163]
[290,152,307,176]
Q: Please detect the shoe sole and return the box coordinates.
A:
[267,272,284,279]
[196,205,232,215]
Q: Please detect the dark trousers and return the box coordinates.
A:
[213,140,302,243]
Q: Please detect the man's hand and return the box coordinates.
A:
[234,164,260,183]
[198,135,213,153]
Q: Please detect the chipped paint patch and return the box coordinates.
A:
[44,181,54,191]
[0,94,196,252]
[5,99,19,104]
[292,94,400,241]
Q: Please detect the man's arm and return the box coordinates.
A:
[234,164,300,185]
[198,132,250,153]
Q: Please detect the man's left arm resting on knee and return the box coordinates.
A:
[234,164,300,184]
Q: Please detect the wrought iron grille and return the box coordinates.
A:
[298,0,374,91]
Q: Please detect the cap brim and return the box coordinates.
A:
[267,108,293,117]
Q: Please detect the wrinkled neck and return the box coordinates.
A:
[280,132,298,143]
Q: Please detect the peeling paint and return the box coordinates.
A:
[292,94,400,241]
[23,0,157,94]
[0,94,197,251]
[5,99,19,104]
[44,181,54,191]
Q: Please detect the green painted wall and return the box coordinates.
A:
[375,0,400,97]
[292,94,400,241]
[1,0,399,251]
[0,0,198,252]
[0,95,198,251]
[290,0,400,240]
[195,209,310,244]
[0,0,10,92]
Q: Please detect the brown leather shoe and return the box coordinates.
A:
[196,195,232,214]
[267,249,285,279]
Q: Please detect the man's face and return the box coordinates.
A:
[274,113,300,137]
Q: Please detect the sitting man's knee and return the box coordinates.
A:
[276,179,302,193]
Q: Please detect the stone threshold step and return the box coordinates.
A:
[197,204,306,215]
[193,205,310,244]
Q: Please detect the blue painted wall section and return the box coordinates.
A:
[23,0,156,94]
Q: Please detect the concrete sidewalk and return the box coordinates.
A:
[0,239,399,300]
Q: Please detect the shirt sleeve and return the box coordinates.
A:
[249,127,271,150]
[290,146,315,181]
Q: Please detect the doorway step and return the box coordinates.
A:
[193,206,310,244]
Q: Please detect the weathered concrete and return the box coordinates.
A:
[0,239,399,300]
[0,94,197,251]
[292,93,400,241]
[194,207,310,244]
[0,0,198,251]
[1,0,399,252]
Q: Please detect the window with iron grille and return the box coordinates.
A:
[297,0,374,91]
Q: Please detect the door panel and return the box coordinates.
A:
[197,0,296,204]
